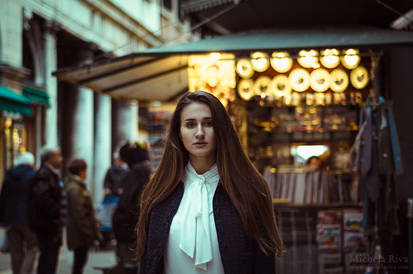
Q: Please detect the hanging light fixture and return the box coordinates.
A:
[341,49,360,69]
[250,52,269,72]
[236,59,254,79]
[238,79,255,101]
[330,69,349,93]
[289,68,310,92]
[350,66,369,89]
[320,48,340,69]
[270,51,293,73]
[254,76,272,96]
[310,68,330,92]
[297,49,320,69]
[271,75,291,97]
[209,52,221,62]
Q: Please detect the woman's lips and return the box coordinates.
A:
[194,142,207,147]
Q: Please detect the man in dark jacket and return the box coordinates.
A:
[0,152,37,274]
[28,147,64,274]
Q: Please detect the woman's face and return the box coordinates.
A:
[180,102,216,161]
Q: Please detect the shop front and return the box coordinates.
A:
[0,84,50,181]
[0,85,32,180]
[54,27,413,273]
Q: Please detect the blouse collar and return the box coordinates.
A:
[184,161,219,185]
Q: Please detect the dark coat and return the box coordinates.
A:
[65,175,98,250]
[0,164,35,226]
[103,165,128,195]
[28,165,64,235]
[140,182,276,274]
[112,162,151,243]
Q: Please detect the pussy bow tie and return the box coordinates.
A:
[179,176,213,271]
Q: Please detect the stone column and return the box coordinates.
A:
[130,100,138,143]
[112,99,138,155]
[44,22,59,149]
[93,93,111,203]
[60,48,95,193]
[73,85,94,191]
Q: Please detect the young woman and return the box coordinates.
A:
[136,91,283,274]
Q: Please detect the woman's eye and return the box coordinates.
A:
[203,121,213,127]
[185,122,195,128]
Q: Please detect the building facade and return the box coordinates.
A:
[0,0,197,202]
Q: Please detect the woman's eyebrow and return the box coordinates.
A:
[184,117,212,121]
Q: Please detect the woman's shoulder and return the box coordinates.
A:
[150,182,184,216]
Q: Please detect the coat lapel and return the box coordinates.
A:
[213,183,254,274]
[141,183,184,274]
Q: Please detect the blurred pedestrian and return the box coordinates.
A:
[112,143,151,274]
[306,155,322,170]
[103,156,128,197]
[136,91,283,274]
[0,152,37,274]
[28,147,64,274]
[64,158,102,274]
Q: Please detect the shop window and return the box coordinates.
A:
[291,144,329,165]
[2,117,28,170]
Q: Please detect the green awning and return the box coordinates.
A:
[53,27,413,101]
[0,85,32,116]
[23,86,50,106]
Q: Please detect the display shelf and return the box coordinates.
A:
[249,130,358,146]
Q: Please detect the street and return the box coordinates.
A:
[0,247,117,274]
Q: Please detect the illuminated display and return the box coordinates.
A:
[270,51,293,73]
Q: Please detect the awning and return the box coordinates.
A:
[23,86,50,106]
[53,27,413,101]
[0,85,32,116]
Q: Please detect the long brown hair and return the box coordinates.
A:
[136,91,283,258]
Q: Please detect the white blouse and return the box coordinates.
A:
[164,162,225,274]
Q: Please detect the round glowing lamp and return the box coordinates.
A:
[250,52,269,72]
[236,59,254,79]
[238,79,255,101]
[350,66,369,89]
[270,51,293,73]
[271,75,291,97]
[254,76,272,95]
[320,48,340,69]
[330,69,349,93]
[297,49,320,69]
[310,68,330,92]
[289,68,310,92]
[341,48,360,69]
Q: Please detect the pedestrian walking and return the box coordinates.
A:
[64,158,102,274]
[112,143,151,274]
[28,147,65,274]
[0,152,37,274]
[136,91,283,274]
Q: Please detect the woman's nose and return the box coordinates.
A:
[195,124,205,137]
